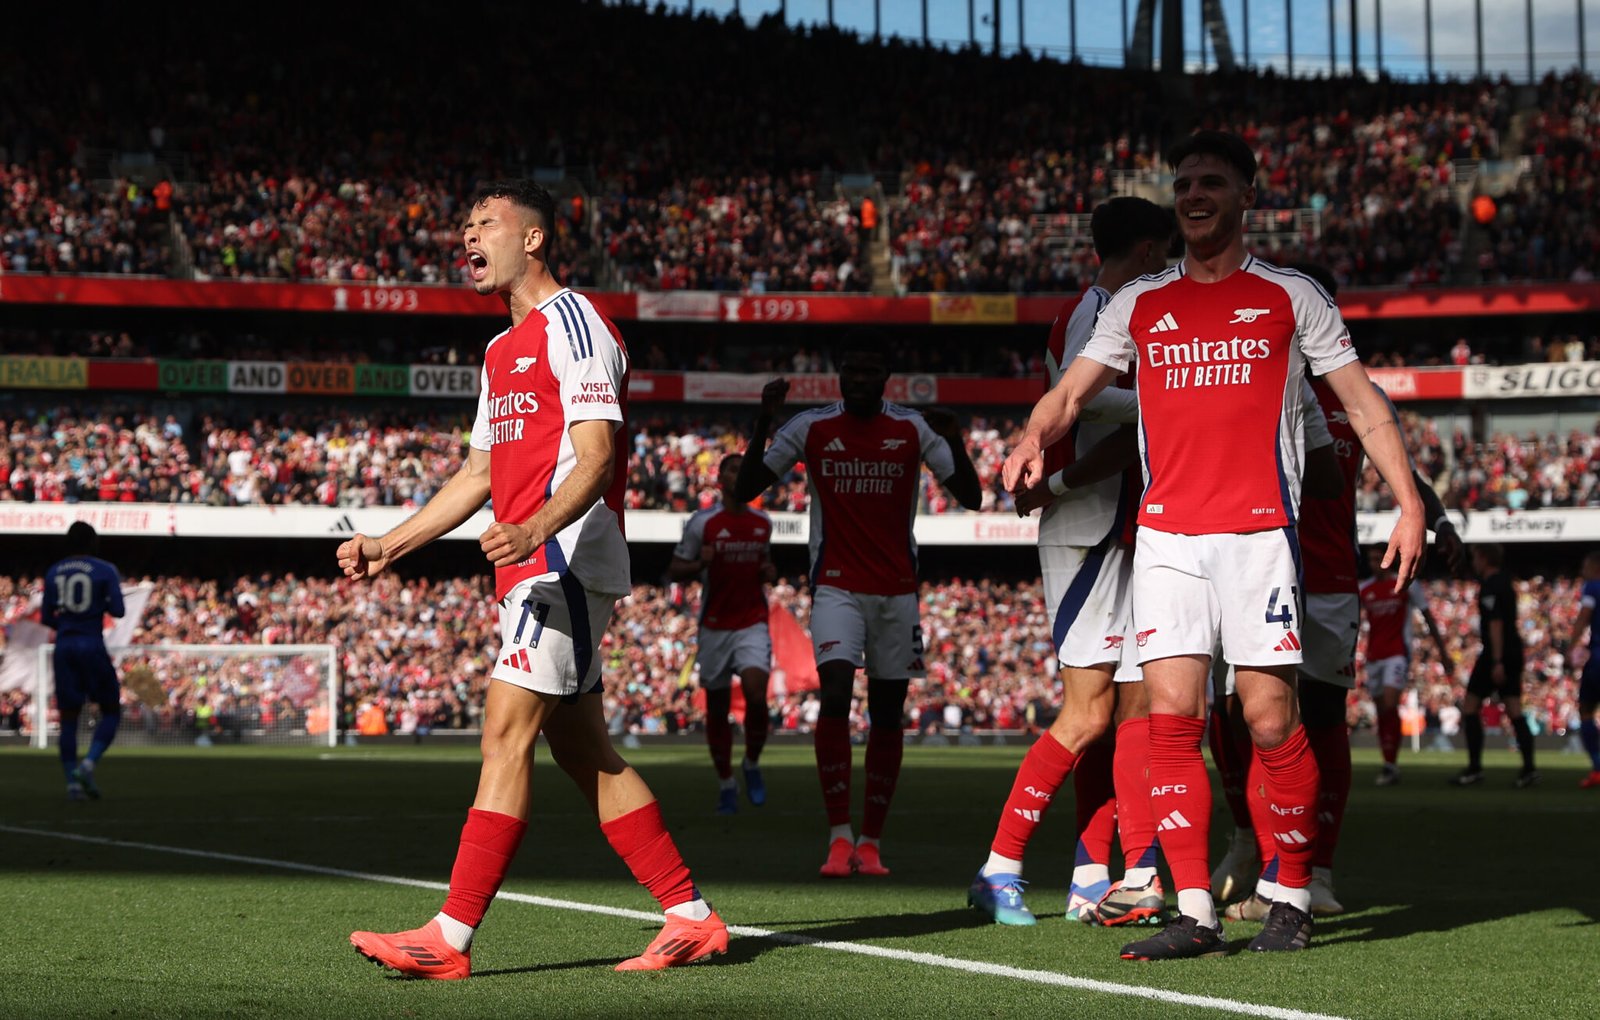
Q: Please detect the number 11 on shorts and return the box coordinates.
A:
[515,600,551,647]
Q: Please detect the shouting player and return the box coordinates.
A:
[341,180,725,979]
[1004,130,1426,959]
[41,522,125,801]
[669,453,776,814]
[968,197,1174,927]
[735,331,981,877]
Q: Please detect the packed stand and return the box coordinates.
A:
[1477,70,1600,283]
[3,2,1575,293]
[597,171,870,292]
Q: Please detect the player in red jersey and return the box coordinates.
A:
[338,180,725,979]
[669,453,776,814]
[1005,131,1426,959]
[1361,544,1451,786]
[967,197,1175,928]
[1210,264,1463,922]
[735,331,981,877]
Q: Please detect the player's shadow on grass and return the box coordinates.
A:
[718,907,993,966]
[1310,895,1600,946]
[471,956,629,978]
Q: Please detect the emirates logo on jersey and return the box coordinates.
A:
[1148,337,1272,391]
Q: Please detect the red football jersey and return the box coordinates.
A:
[1081,257,1360,536]
[1298,378,1362,594]
[674,504,772,630]
[470,289,631,600]
[763,402,955,596]
[1360,577,1428,660]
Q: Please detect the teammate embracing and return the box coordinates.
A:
[736,331,982,877]
[1005,131,1426,959]
[669,453,776,814]
[967,196,1174,928]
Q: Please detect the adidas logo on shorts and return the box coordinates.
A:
[500,648,532,672]
[1273,632,1303,652]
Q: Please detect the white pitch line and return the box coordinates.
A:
[3,824,1348,1020]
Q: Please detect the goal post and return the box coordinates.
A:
[33,643,339,750]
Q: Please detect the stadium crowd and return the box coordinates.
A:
[3,400,1596,513]
[0,571,1588,748]
[5,2,1599,293]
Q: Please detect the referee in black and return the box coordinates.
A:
[1453,543,1538,787]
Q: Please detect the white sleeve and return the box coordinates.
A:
[1079,387,1139,424]
[551,306,625,428]
[1079,288,1137,374]
[1302,379,1334,451]
[915,415,956,483]
[673,511,706,562]
[763,414,810,478]
[1291,277,1362,376]
[469,364,492,451]
[1408,583,1429,612]
[1583,591,1597,610]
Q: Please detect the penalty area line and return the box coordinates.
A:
[2,824,1346,1020]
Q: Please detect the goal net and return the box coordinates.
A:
[32,644,339,749]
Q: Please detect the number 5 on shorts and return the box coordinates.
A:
[514,600,552,647]
[1264,586,1297,628]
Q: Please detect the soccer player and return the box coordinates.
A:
[41,521,125,801]
[1210,262,1464,922]
[967,197,1174,928]
[1453,543,1538,788]
[1361,543,1451,787]
[669,452,776,814]
[734,332,981,877]
[340,180,726,979]
[1569,549,1600,788]
[1004,130,1426,958]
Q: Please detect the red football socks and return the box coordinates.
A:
[743,695,770,764]
[1146,713,1211,892]
[441,808,529,928]
[1307,723,1351,870]
[861,725,904,840]
[1253,725,1321,890]
[707,709,733,780]
[1376,704,1402,766]
[1207,702,1254,830]
[1074,741,1117,866]
[814,716,853,827]
[600,801,698,910]
[990,730,1077,861]
[1113,717,1159,872]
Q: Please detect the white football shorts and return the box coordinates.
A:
[696,622,772,689]
[1299,592,1360,688]
[1040,539,1140,682]
[1132,526,1305,668]
[1365,655,1410,692]
[810,585,926,679]
[491,575,616,698]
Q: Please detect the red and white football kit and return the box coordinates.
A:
[1080,257,1360,667]
[1289,378,1364,687]
[674,504,773,689]
[1080,256,1359,904]
[763,400,955,678]
[1039,285,1142,680]
[470,288,631,697]
[1359,578,1428,691]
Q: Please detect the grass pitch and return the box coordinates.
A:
[1,741,1593,1019]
